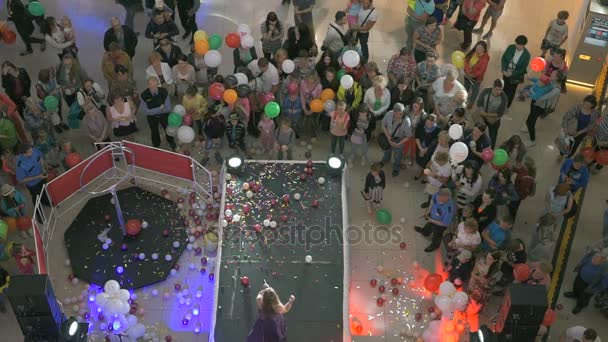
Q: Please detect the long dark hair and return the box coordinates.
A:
[41,16,57,36]
[296,23,312,46]
[465,41,488,60]
[286,26,297,44]
[461,160,480,185]
[264,12,281,33]
[499,135,526,163]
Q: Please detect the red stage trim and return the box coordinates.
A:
[33,222,47,274]
[123,142,194,181]
[46,150,113,206]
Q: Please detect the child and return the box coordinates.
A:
[275,119,296,160]
[361,162,386,214]
[448,249,474,284]
[57,140,77,171]
[60,16,78,58]
[346,0,362,29]
[481,215,513,251]
[225,113,247,153]
[10,243,36,275]
[182,85,207,139]
[541,11,569,58]
[282,82,303,135]
[258,114,276,155]
[202,107,225,166]
[0,184,26,218]
[34,130,58,167]
[450,218,482,253]
[1,150,17,185]
[528,213,558,262]
[518,75,554,102]
[496,238,527,286]
[349,107,370,166]
[329,100,350,155]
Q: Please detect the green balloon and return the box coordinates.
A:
[44,96,58,111]
[492,149,509,166]
[337,69,346,81]
[264,101,280,118]
[27,1,45,17]
[0,220,7,240]
[376,209,392,225]
[168,113,183,127]
[209,34,223,50]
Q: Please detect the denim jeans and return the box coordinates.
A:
[464,77,480,105]
[484,119,501,149]
[358,32,370,64]
[526,101,545,142]
[382,146,404,172]
[120,3,137,30]
[331,135,346,154]
[146,113,176,150]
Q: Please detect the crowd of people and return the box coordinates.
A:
[0,0,607,339]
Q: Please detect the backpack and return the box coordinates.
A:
[203,115,225,139]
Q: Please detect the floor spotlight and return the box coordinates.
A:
[326,154,345,175]
[61,317,88,341]
[226,153,245,175]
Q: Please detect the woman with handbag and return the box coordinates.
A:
[363,75,391,140]
[463,41,489,107]
[501,35,531,107]
[560,95,598,158]
[145,52,175,96]
[455,0,486,50]
[544,182,574,230]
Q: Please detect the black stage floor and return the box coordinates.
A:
[214,162,345,342]
[64,187,187,289]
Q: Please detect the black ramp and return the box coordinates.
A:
[214,162,345,342]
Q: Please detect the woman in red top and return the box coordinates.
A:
[463,41,490,108]
[457,0,487,50]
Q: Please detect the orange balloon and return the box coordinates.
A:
[310,99,324,113]
[223,89,238,105]
[194,39,209,55]
[320,88,335,102]
[4,217,17,232]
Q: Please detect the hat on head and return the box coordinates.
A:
[230,113,240,121]
[1,184,15,197]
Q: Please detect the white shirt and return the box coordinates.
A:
[454,222,482,251]
[546,19,568,45]
[565,326,601,342]
[247,60,279,93]
[431,77,467,104]
[323,23,348,54]
[145,63,174,85]
[357,7,378,32]
[427,160,451,188]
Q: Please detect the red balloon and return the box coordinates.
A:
[240,276,249,286]
[65,152,83,168]
[542,308,556,327]
[370,279,377,287]
[376,298,384,306]
[530,57,546,73]
[392,288,399,295]
[209,82,225,101]
[513,263,531,282]
[581,147,596,161]
[162,229,170,237]
[281,215,288,222]
[414,312,422,321]
[399,242,406,249]
[378,285,385,293]
[390,278,398,286]
[1,29,16,44]
[556,303,563,311]
[311,200,319,208]
[481,148,494,163]
[424,274,442,292]
[254,224,262,232]
[17,216,31,231]
[596,150,608,166]
[261,92,275,105]
[126,220,142,236]
[225,32,241,48]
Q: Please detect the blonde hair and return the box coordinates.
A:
[261,288,282,314]
[372,75,387,89]
[148,52,162,65]
[437,130,449,143]
[434,151,449,164]
[463,218,478,231]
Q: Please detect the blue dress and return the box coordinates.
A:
[246,312,287,342]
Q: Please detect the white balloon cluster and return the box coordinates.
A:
[433,281,468,319]
[96,280,146,339]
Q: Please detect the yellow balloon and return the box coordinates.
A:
[193,30,208,42]
[451,51,466,69]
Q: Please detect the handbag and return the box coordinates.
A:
[378,121,403,150]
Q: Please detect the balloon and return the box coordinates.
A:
[0,221,6,241]
[241,35,254,49]
[27,1,45,16]
[173,104,186,116]
[542,308,556,327]
[261,92,275,105]
[376,209,392,224]
[451,51,465,69]
[287,82,299,94]
[204,50,222,68]
[126,314,138,327]
[194,39,209,55]
[340,75,354,89]
[182,115,193,126]
[452,291,469,311]
[324,100,336,113]
[490,162,505,171]
[168,113,183,127]
[439,281,456,296]
[234,73,248,85]
[223,89,238,104]
[337,69,346,80]
[321,88,336,102]
[237,24,251,37]
[434,294,454,314]
[177,126,195,144]
[96,293,110,306]
[193,30,208,42]
[4,217,16,232]
[44,96,59,111]
[65,153,83,168]
[310,99,324,113]
[596,150,608,165]
[264,102,280,118]
[236,84,250,98]
[580,147,596,160]
[166,126,178,137]
[424,274,442,292]
[225,32,241,48]
[481,148,494,163]
[224,75,238,89]
[126,219,142,236]
[530,57,546,73]
[449,142,469,163]
[209,34,222,50]
[1,30,16,44]
[104,280,121,295]
[492,148,509,166]
[118,289,130,302]
[209,82,225,100]
[513,263,531,281]
[448,124,463,140]
[282,59,295,74]
[17,216,31,231]
[128,323,146,339]
[342,50,360,68]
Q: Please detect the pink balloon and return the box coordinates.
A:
[262,92,275,105]
[481,148,494,163]
[183,115,193,126]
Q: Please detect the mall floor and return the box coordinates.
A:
[0,0,606,341]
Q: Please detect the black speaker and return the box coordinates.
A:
[498,324,540,342]
[496,284,547,332]
[5,275,65,341]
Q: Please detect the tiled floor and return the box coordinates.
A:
[0,0,607,341]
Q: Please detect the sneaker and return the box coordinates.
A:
[563,292,576,298]
[525,141,536,148]
[20,50,33,56]
[472,28,483,34]
[520,126,528,133]
[424,244,440,252]
[572,306,583,314]
[421,202,430,209]
[482,31,493,40]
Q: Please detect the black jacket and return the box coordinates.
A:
[145,19,179,46]
[103,25,138,58]
[7,0,35,33]
[2,68,31,101]
[154,44,183,68]
[232,47,258,74]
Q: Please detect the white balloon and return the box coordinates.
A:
[342,50,360,68]
[452,291,469,311]
[305,255,312,263]
[127,314,138,326]
[449,142,469,163]
[119,300,131,315]
[96,293,110,306]
[318,177,326,184]
[293,193,301,200]
[340,75,354,90]
[128,323,146,339]
[448,124,463,140]
[224,209,233,217]
[282,59,295,74]
[434,294,454,315]
[234,72,248,85]
[173,105,186,116]
[241,34,254,49]
[118,289,130,302]
[166,126,178,137]
[204,50,222,68]
[104,280,121,295]
[439,281,456,297]
[246,190,253,198]
[324,100,336,113]
[263,219,271,227]
[105,298,124,315]
[237,24,251,37]
[177,126,195,144]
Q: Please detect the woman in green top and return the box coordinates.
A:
[0,107,18,153]
[500,35,531,108]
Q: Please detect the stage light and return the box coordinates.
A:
[194,322,201,334]
[326,154,345,175]
[61,317,80,341]
[116,266,124,274]
[193,304,200,316]
[226,153,244,175]
[88,294,96,302]
[112,320,122,331]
